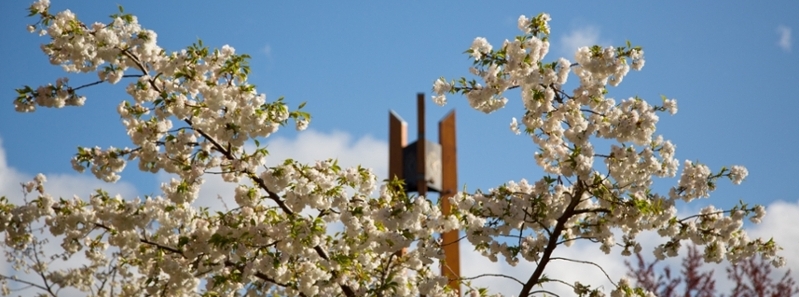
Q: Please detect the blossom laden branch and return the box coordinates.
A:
[434,11,780,297]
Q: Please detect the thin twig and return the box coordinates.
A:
[459,273,524,286]
[550,256,618,287]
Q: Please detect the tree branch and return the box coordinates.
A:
[518,180,585,297]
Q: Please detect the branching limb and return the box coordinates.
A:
[519,180,586,296]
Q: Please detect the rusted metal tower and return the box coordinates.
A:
[389,93,461,295]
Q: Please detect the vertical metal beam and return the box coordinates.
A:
[416,93,427,196]
[389,111,407,181]
[388,110,407,257]
[439,110,460,295]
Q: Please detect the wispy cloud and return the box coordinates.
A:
[181,129,388,210]
[262,44,272,57]
[559,26,605,59]
[777,25,792,52]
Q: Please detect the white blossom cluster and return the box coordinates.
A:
[4,1,456,296]
[433,12,782,297]
[0,3,783,297]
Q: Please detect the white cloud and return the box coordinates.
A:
[180,129,388,211]
[777,25,792,52]
[0,137,139,207]
[264,129,387,177]
[262,44,272,57]
[559,26,606,59]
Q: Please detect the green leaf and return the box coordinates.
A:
[177,236,189,248]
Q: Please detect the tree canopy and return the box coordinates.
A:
[0,1,785,296]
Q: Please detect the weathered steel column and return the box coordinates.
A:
[389,111,407,182]
[389,109,408,258]
[415,93,428,199]
[439,110,460,292]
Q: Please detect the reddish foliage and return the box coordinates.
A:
[625,245,798,297]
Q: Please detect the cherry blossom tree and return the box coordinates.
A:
[0,1,785,296]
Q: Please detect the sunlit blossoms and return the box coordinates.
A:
[433,12,781,297]
[0,2,783,297]
[5,1,450,296]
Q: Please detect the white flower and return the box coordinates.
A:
[295,118,309,131]
[510,117,521,135]
[34,173,47,184]
[663,98,678,115]
[630,49,645,70]
[432,94,447,106]
[30,0,49,13]
[469,37,492,60]
[432,78,452,95]
[632,58,645,71]
[729,165,748,185]
[750,205,766,223]
[772,257,786,267]
[517,15,531,33]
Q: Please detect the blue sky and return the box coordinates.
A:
[1,1,798,295]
